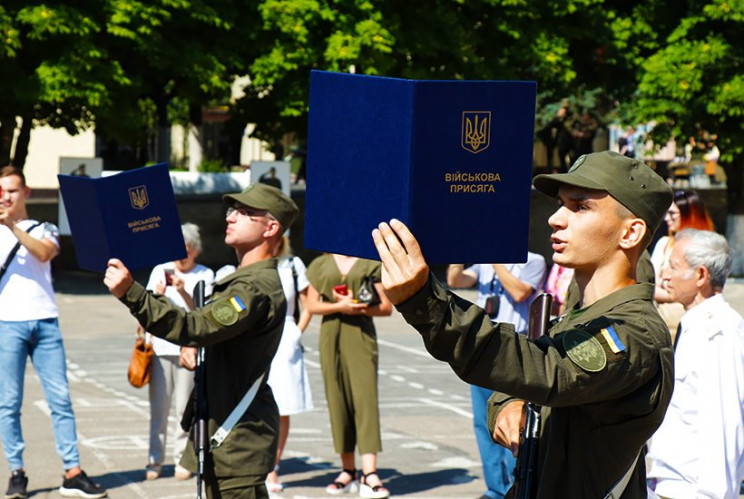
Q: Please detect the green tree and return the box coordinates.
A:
[629,1,744,210]
[240,0,641,152]
[0,1,258,170]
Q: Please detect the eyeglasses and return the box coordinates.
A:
[226,205,266,219]
[226,205,277,223]
[666,210,680,218]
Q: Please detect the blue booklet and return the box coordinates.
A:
[58,164,186,272]
[304,70,537,264]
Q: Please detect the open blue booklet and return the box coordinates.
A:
[58,163,186,272]
[304,70,537,264]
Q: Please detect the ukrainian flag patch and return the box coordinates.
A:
[600,326,625,354]
[229,295,246,313]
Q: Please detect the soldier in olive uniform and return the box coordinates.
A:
[372,151,674,498]
[105,183,298,499]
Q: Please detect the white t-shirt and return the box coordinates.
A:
[278,256,310,321]
[144,262,215,356]
[0,220,59,321]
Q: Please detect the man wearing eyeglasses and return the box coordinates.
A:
[105,183,298,498]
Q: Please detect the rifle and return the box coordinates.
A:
[192,281,208,499]
[513,293,552,499]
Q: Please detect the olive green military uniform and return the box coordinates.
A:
[396,274,673,498]
[120,259,286,498]
[305,255,382,454]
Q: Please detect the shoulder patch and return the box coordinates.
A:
[210,299,239,326]
[562,328,607,372]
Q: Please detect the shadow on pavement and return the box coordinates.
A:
[277,456,476,496]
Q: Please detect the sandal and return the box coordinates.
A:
[325,468,358,495]
[359,471,389,499]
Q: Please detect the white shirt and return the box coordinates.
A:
[0,220,59,321]
[145,262,215,356]
[647,294,744,499]
[277,256,309,322]
[466,252,546,334]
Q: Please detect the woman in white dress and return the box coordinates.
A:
[142,223,215,481]
[265,236,313,493]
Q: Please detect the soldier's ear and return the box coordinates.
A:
[619,218,646,250]
[263,219,282,239]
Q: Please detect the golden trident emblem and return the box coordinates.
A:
[461,111,491,154]
[129,185,149,210]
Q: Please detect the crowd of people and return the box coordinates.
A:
[2,149,743,498]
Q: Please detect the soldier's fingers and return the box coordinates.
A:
[378,221,407,260]
[107,258,124,269]
[372,225,401,277]
[389,219,424,261]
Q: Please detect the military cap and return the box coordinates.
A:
[533,151,673,233]
[223,183,299,229]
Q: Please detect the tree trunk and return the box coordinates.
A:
[12,116,32,169]
[188,103,203,172]
[154,93,171,165]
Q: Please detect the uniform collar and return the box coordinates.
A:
[563,283,654,325]
[214,257,277,287]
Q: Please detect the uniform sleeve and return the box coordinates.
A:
[486,391,518,439]
[396,273,664,408]
[120,279,272,348]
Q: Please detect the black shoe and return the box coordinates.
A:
[5,470,27,499]
[59,471,107,498]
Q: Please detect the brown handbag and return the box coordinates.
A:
[127,337,154,388]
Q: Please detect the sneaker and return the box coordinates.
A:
[59,471,107,498]
[174,465,192,481]
[5,470,27,499]
[144,464,161,481]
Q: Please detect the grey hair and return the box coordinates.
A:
[181,223,202,253]
[676,228,731,290]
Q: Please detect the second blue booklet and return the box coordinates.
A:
[304,70,536,264]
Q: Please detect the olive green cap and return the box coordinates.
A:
[222,183,299,229]
[533,151,673,233]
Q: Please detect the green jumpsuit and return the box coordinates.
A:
[306,255,383,454]
[396,273,673,499]
[120,258,285,499]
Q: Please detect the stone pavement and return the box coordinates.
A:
[3,271,744,498]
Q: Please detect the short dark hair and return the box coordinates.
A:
[0,166,26,187]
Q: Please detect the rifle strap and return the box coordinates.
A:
[209,372,265,450]
[603,451,639,499]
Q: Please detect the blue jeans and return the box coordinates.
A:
[471,384,516,499]
[0,319,80,471]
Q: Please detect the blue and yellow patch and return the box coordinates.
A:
[229,295,246,313]
[600,326,626,354]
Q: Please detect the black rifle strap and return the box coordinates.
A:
[290,257,300,323]
[0,222,42,284]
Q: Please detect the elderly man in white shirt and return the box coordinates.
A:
[647,229,744,499]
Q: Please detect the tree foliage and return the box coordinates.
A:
[621,0,744,210]
[0,0,257,168]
